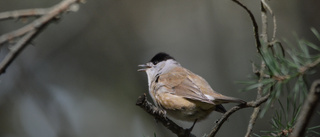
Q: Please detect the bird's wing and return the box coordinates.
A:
[158,66,214,104]
[187,69,246,104]
[159,66,245,104]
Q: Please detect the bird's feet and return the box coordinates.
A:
[154,108,167,123]
[186,119,198,134]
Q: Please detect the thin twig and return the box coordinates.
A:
[231,0,262,54]
[257,62,266,97]
[228,1,269,136]
[243,1,272,136]
[289,80,320,137]
[208,93,271,137]
[0,0,81,75]
[136,94,196,137]
[245,62,267,137]
[299,57,320,74]
[271,57,320,80]
[260,1,268,43]
[0,8,49,21]
[0,30,36,74]
[245,106,261,137]
[261,0,277,41]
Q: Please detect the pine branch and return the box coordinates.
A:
[289,80,320,137]
[299,57,320,74]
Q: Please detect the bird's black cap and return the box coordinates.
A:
[150,52,175,65]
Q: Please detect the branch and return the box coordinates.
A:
[0,0,81,45]
[0,30,37,74]
[136,94,196,137]
[231,0,261,54]
[260,1,268,43]
[289,80,320,137]
[0,0,82,75]
[208,92,271,137]
[261,0,277,41]
[244,106,261,137]
[224,1,272,137]
[244,0,271,134]
[0,8,48,21]
[299,57,320,74]
[245,62,268,137]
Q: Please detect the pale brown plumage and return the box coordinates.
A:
[139,52,245,121]
[149,65,245,121]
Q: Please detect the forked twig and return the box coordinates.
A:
[0,0,82,75]
[208,93,271,137]
[0,30,37,74]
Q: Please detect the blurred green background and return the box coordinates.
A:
[0,0,319,137]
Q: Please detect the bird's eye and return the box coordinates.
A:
[152,61,159,65]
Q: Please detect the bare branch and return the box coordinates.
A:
[260,1,268,43]
[0,0,81,75]
[244,0,274,135]
[0,0,80,45]
[0,30,36,74]
[289,80,320,137]
[244,107,260,137]
[231,0,262,54]
[208,92,271,137]
[0,8,48,21]
[215,1,271,137]
[136,94,196,137]
[245,56,267,137]
[261,0,277,41]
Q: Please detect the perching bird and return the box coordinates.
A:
[138,52,245,122]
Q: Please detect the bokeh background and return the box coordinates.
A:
[0,0,319,137]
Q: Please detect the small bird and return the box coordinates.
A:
[138,52,245,123]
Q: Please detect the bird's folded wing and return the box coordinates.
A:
[159,66,246,104]
[186,71,245,104]
[158,67,214,104]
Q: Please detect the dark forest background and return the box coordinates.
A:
[0,0,319,137]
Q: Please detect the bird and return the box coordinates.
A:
[138,52,245,123]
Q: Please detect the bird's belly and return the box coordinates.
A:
[165,107,214,121]
[156,93,215,121]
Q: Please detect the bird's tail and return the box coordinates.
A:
[215,104,227,113]
[212,94,246,104]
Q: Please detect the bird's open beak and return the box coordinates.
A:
[138,64,151,72]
